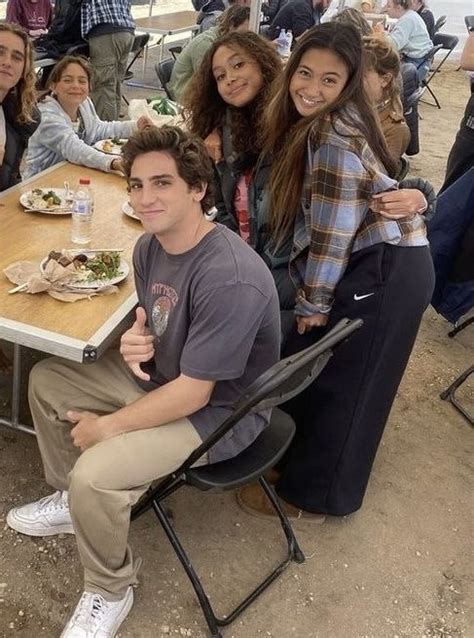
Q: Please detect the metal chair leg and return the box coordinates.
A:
[440,366,474,426]
[259,477,305,564]
[151,499,222,637]
[148,484,305,636]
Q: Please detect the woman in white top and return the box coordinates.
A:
[23,55,153,179]
[382,0,433,81]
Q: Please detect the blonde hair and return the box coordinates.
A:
[363,36,403,116]
[0,23,37,123]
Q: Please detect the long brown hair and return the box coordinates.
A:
[0,23,36,123]
[183,32,282,156]
[263,23,398,242]
[363,36,403,116]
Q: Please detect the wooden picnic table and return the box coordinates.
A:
[0,161,144,433]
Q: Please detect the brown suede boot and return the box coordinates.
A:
[236,483,326,523]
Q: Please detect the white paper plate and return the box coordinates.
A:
[40,251,130,289]
[122,200,139,220]
[93,138,127,155]
[20,188,73,215]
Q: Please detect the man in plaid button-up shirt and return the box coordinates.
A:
[81,0,135,120]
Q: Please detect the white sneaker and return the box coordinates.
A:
[6,490,74,536]
[60,588,134,638]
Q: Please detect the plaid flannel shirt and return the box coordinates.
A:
[290,111,428,317]
[81,0,134,38]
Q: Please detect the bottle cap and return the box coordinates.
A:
[79,178,91,185]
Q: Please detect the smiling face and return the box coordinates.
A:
[212,44,264,108]
[128,151,206,238]
[0,31,26,102]
[51,62,90,113]
[289,48,349,117]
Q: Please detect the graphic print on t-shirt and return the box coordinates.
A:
[151,283,179,337]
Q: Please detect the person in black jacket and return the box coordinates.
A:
[262,0,289,22]
[269,0,330,40]
[411,0,435,39]
[0,23,39,373]
[0,22,40,192]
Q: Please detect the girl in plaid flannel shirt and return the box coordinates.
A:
[239,23,435,519]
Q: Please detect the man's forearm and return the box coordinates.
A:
[101,374,214,437]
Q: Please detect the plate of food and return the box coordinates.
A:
[40,249,129,289]
[122,200,139,220]
[94,137,127,155]
[20,188,73,214]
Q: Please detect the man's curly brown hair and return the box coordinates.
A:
[122,126,215,214]
[182,32,282,156]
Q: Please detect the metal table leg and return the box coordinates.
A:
[0,343,35,435]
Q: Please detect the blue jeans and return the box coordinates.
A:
[403,55,430,83]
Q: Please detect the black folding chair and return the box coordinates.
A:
[122,33,151,105]
[169,45,183,60]
[131,317,363,637]
[433,15,447,35]
[421,34,459,108]
[155,57,175,99]
[465,15,474,32]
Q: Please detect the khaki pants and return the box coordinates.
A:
[89,31,134,121]
[29,350,206,600]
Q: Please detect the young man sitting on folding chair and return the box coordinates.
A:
[7,126,281,638]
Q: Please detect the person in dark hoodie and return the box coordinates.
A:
[269,0,330,40]
[0,23,39,373]
[195,0,250,33]
[0,22,39,192]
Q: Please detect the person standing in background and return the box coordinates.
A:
[440,32,474,193]
[81,0,134,121]
[6,0,53,37]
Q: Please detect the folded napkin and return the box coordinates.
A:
[4,260,118,302]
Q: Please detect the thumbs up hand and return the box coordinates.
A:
[120,306,155,381]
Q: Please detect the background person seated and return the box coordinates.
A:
[344,0,375,13]
[169,5,250,103]
[411,0,435,40]
[381,0,433,82]
[261,0,289,22]
[23,55,152,179]
[269,0,331,41]
[6,0,53,37]
[330,6,372,36]
[363,35,410,172]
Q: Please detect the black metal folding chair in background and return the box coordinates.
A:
[122,33,151,105]
[131,318,363,637]
[421,34,459,109]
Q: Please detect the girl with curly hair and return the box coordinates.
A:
[0,22,39,191]
[183,32,297,308]
[238,23,435,519]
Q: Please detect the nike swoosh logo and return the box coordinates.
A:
[354,293,375,301]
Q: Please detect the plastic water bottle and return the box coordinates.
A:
[71,178,93,244]
[276,29,293,58]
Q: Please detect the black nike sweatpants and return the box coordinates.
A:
[276,243,435,516]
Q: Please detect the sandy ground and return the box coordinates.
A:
[0,54,473,638]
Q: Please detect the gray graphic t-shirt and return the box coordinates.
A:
[133,224,281,463]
